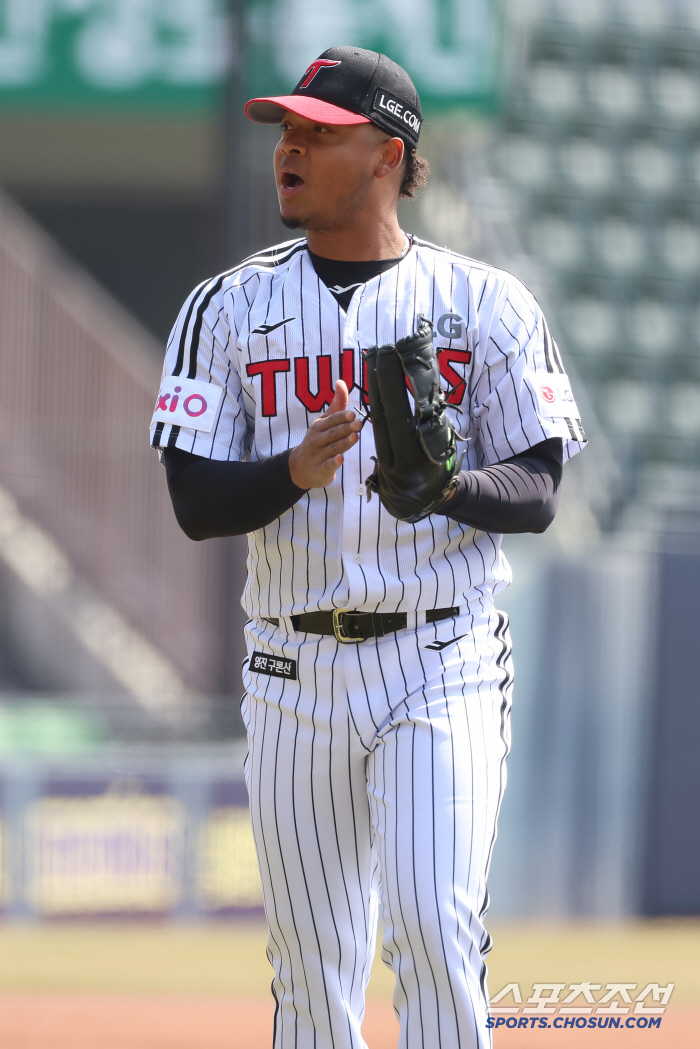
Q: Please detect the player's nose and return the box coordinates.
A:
[278,127,308,155]
[279,137,306,156]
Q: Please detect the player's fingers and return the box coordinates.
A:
[311,418,360,446]
[317,431,358,459]
[315,408,357,433]
[309,439,357,472]
[302,452,343,488]
[322,379,349,419]
[320,452,343,472]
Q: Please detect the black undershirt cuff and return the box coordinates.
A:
[163,438,563,541]
[434,438,563,534]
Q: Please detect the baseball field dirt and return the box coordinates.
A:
[0,919,696,1047]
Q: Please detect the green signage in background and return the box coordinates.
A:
[0,0,230,113]
[0,0,501,116]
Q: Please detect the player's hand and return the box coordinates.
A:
[288,380,362,489]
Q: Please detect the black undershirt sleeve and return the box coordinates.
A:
[435,437,563,534]
[163,437,563,541]
[162,446,308,540]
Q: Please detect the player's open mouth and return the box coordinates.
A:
[280,170,305,196]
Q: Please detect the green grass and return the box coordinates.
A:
[0,919,697,1005]
[0,923,273,996]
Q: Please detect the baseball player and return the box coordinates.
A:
[151,46,585,1049]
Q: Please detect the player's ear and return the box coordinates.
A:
[375,137,404,180]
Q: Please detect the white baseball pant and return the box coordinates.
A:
[241,605,513,1049]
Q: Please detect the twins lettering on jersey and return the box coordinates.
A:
[242,311,471,416]
[246,343,472,417]
[154,344,472,427]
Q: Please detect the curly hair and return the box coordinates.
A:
[399,147,430,199]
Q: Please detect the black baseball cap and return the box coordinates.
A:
[245,46,422,147]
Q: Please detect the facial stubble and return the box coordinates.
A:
[279,173,376,233]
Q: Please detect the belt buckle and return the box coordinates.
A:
[332,609,364,644]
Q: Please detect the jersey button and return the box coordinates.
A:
[356,485,365,496]
[353,554,362,564]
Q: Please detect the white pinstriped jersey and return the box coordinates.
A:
[150,236,586,619]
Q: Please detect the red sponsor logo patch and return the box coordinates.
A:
[540,385,556,403]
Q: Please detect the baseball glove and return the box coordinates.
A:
[363,317,462,523]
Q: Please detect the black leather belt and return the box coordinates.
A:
[266,606,460,644]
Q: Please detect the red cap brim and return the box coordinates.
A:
[245,95,372,126]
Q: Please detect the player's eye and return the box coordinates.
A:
[313,124,329,133]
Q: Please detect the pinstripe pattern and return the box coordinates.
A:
[241,605,513,1049]
[150,236,585,620]
[151,236,578,1047]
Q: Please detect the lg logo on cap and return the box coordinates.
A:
[373,90,422,133]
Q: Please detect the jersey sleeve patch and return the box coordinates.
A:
[533,374,580,420]
[151,377,224,433]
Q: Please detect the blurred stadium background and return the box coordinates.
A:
[0,0,699,1046]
